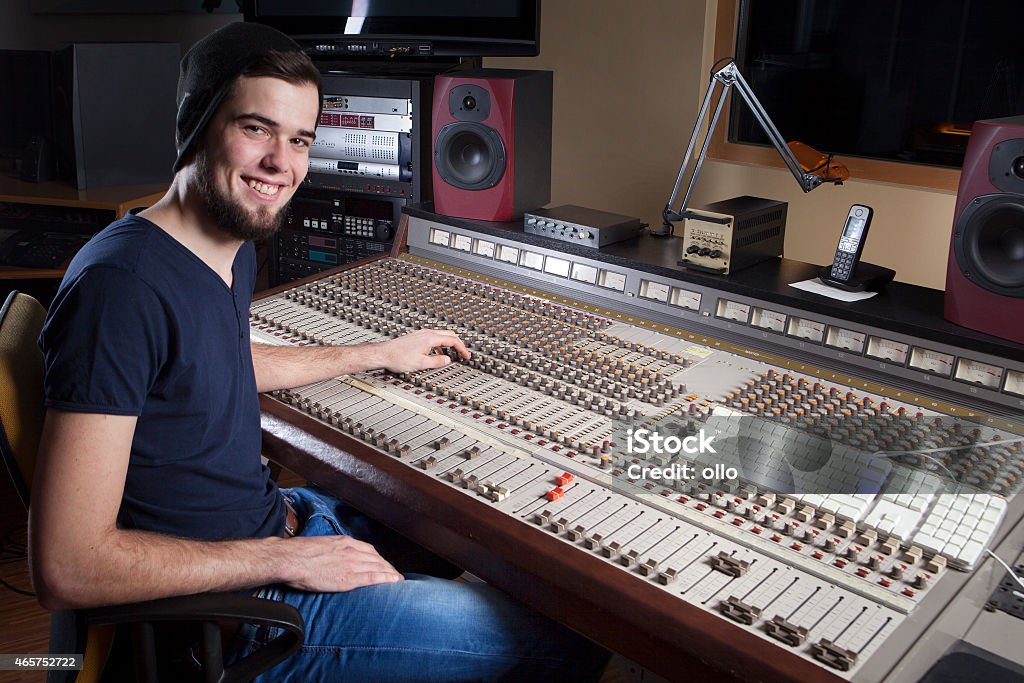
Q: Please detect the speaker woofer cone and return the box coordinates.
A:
[434,122,506,190]
[953,193,1024,296]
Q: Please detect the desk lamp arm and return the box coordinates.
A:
[659,61,826,234]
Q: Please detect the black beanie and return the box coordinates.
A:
[174,22,315,173]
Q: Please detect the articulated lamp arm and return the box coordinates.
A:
[656,61,846,236]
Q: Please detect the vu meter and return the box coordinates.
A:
[716,299,751,322]
[1004,370,1024,397]
[909,348,955,376]
[826,327,867,352]
[496,245,520,264]
[671,289,701,311]
[640,280,671,302]
[867,336,910,363]
[954,358,1003,388]
[751,307,787,332]
[787,317,826,342]
[474,239,495,258]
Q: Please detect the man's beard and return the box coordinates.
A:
[192,149,287,241]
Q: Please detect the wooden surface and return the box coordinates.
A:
[0,172,167,283]
[0,268,65,282]
[0,173,166,219]
[0,473,47,683]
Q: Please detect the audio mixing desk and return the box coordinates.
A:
[254,209,1024,683]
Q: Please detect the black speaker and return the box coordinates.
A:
[20,136,52,183]
[53,43,179,189]
[0,50,54,165]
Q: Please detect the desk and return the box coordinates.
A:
[0,173,166,283]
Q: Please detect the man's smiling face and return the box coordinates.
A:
[191,75,319,241]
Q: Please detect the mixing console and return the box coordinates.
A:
[252,255,1023,680]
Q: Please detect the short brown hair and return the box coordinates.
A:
[240,49,322,105]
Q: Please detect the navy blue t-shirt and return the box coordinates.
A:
[39,214,284,540]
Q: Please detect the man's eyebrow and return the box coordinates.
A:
[237,112,316,140]
[237,112,278,128]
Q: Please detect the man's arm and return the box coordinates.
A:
[251,328,470,393]
[29,409,403,610]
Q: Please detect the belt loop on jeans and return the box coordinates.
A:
[282,497,300,537]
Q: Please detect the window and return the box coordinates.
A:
[711,1,1024,190]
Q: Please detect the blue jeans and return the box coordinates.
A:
[229,487,609,682]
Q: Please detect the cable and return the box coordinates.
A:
[984,549,1024,590]
[806,152,835,174]
[869,434,1024,494]
[0,523,35,598]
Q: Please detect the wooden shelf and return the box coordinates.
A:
[0,172,166,219]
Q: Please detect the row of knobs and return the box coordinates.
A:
[685,245,723,258]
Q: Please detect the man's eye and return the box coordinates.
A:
[292,138,311,149]
[246,125,269,135]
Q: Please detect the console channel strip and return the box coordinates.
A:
[251,256,1023,680]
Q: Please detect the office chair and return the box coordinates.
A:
[0,290,304,683]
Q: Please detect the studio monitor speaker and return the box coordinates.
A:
[432,69,552,222]
[53,43,179,189]
[944,116,1024,344]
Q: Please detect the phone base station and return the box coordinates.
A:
[819,262,896,292]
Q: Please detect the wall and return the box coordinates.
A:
[487,0,708,234]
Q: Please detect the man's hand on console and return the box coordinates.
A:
[374,329,471,373]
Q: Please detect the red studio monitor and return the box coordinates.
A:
[432,69,552,222]
[945,116,1024,344]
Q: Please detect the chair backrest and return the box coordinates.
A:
[0,290,47,509]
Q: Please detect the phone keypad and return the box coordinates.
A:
[832,252,856,279]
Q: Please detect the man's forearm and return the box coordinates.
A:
[251,341,384,393]
[35,527,291,610]
[251,329,470,392]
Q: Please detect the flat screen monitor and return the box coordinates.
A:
[243,0,540,58]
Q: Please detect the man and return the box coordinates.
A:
[31,22,607,681]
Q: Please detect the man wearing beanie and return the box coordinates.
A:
[30,22,607,681]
